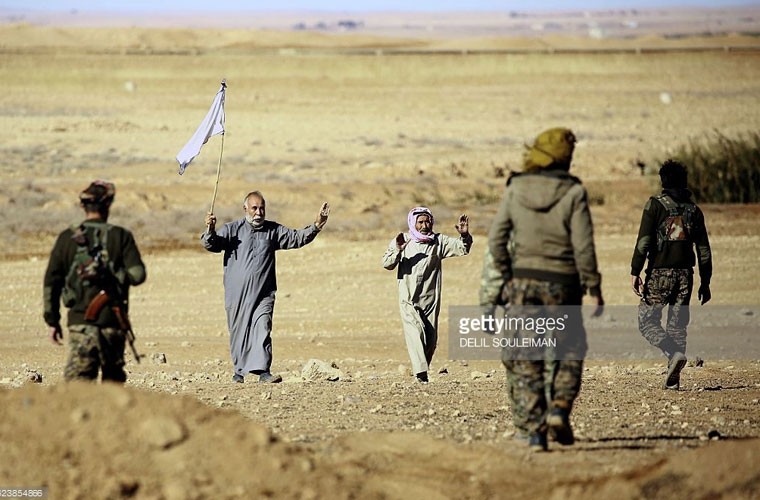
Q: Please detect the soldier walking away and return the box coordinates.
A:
[486,127,603,451]
[383,207,472,384]
[631,159,712,390]
[43,180,147,383]
[203,191,330,384]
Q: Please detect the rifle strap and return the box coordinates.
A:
[654,193,681,215]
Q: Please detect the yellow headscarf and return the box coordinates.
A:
[523,127,576,172]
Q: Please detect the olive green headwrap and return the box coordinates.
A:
[523,127,576,172]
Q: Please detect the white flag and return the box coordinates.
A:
[176,81,226,175]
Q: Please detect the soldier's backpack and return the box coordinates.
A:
[61,223,112,307]
[654,194,699,252]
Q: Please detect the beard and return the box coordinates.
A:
[245,213,263,227]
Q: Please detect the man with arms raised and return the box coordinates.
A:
[203,191,329,383]
[383,207,472,384]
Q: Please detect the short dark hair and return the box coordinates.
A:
[659,159,688,189]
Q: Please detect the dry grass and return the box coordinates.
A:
[0,26,759,257]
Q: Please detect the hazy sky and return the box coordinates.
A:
[4,0,759,12]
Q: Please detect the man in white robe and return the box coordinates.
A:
[383,207,472,384]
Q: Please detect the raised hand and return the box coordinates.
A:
[395,232,407,250]
[315,202,330,229]
[205,212,216,232]
[455,214,469,235]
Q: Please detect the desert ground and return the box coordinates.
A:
[1,12,760,500]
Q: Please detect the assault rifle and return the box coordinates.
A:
[75,224,141,364]
[85,290,141,364]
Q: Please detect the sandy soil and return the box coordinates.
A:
[0,23,759,500]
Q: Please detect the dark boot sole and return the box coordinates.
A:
[665,353,687,389]
[547,413,575,445]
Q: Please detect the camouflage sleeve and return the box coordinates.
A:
[630,198,657,276]
[479,248,508,307]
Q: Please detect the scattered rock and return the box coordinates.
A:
[659,92,673,104]
[302,359,344,382]
[152,353,167,364]
[342,395,362,406]
[438,367,449,374]
[470,371,488,380]
[26,370,43,384]
[707,429,722,440]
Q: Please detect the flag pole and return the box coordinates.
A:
[209,131,225,214]
[208,78,227,215]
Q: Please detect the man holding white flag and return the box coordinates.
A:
[202,191,330,383]
[176,81,226,175]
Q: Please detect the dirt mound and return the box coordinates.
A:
[0,383,757,499]
[0,383,317,499]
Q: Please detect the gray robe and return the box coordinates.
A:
[203,218,320,375]
[382,233,471,374]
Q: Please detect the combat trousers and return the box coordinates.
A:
[64,324,127,383]
[638,268,693,359]
[502,278,586,435]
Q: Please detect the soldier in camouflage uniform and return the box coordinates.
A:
[631,160,712,390]
[486,127,604,451]
[43,180,146,383]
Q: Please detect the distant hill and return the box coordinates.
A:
[0,6,758,41]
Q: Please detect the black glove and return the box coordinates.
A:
[698,283,711,305]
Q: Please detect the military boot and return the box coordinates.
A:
[547,406,575,446]
[665,352,687,390]
[528,432,548,452]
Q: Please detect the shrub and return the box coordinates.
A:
[663,131,760,203]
